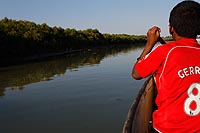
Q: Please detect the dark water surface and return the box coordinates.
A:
[0,45,145,133]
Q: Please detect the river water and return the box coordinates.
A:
[0,45,145,133]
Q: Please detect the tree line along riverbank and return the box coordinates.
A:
[0,17,147,59]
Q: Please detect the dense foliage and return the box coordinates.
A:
[0,17,146,59]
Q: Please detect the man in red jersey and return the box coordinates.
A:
[132,1,200,133]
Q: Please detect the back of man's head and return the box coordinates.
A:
[169,0,200,38]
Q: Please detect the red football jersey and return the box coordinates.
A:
[135,38,200,133]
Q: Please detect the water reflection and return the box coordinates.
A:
[0,45,144,96]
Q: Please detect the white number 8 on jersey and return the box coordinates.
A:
[184,83,200,116]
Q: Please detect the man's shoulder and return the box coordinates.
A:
[154,42,176,54]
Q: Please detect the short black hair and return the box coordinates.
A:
[169,0,200,38]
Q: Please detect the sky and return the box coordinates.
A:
[1,0,199,36]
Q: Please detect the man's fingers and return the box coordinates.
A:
[148,26,161,35]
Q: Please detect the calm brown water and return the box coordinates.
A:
[0,45,145,133]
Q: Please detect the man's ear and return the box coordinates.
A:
[169,25,175,35]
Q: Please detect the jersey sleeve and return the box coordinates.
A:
[135,45,165,78]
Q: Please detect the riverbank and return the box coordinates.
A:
[0,17,147,67]
[0,43,145,67]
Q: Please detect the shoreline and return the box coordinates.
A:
[0,44,144,68]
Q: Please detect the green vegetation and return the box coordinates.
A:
[0,17,147,61]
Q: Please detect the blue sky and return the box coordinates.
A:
[1,0,199,36]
